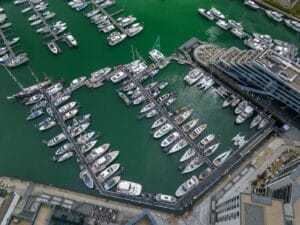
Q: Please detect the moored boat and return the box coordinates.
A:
[182,157,204,174]
[117,180,142,196]
[213,150,231,167]
[104,176,121,190]
[175,175,199,197]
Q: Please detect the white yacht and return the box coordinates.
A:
[188,124,207,140]
[117,180,142,196]
[125,23,143,37]
[175,176,199,197]
[182,157,204,174]
[104,176,121,190]
[80,140,98,154]
[244,0,260,9]
[204,143,220,156]
[97,164,120,182]
[213,150,231,167]
[153,123,173,139]
[284,19,300,32]
[86,143,110,163]
[216,19,231,30]
[182,118,199,133]
[140,102,155,113]
[168,139,188,154]
[63,108,79,121]
[209,7,225,19]
[76,131,96,144]
[250,113,263,129]
[91,151,119,173]
[199,133,215,146]
[65,34,78,47]
[266,10,283,22]
[161,132,180,148]
[149,49,165,63]
[174,109,193,125]
[110,71,127,83]
[184,68,203,85]
[180,148,196,163]
[151,116,167,129]
[107,32,127,46]
[231,28,246,39]
[58,101,77,113]
[155,194,176,203]
[198,8,214,20]
[71,76,86,87]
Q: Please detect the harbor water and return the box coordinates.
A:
[0,0,299,196]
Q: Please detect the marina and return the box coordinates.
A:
[14,0,77,54]
[0,8,29,67]
[67,0,143,45]
[0,0,299,217]
[6,34,278,213]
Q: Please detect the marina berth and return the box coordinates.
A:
[161,132,180,148]
[244,0,260,9]
[76,131,96,144]
[182,156,204,174]
[213,150,231,167]
[86,143,110,163]
[79,169,94,189]
[80,140,98,154]
[55,143,72,156]
[284,19,300,32]
[180,148,196,163]
[182,118,199,133]
[216,19,231,30]
[168,139,188,154]
[91,151,119,173]
[56,151,74,162]
[145,109,158,118]
[188,123,207,140]
[203,143,220,156]
[199,133,215,146]
[184,68,203,85]
[175,175,199,197]
[117,180,142,196]
[96,163,120,182]
[110,71,127,83]
[155,194,176,203]
[174,109,193,125]
[39,119,56,131]
[265,10,283,22]
[6,53,29,68]
[62,108,79,121]
[151,116,167,129]
[104,176,121,190]
[58,101,77,113]
[198,8,215,21]
[198,167,212,181]
[153,123,173,139]
[209,7,225,20]
[107,32,127,46]
[26,108,44,120]
[25,93,44,105]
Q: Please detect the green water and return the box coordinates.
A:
[0,0,299,196]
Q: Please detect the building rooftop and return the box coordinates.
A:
[254,49,300,92]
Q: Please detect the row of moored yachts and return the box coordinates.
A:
[0,7,29,67]
[20,80,133,195]
[116,68,233,198]
[67,0,144,46]
[198,5,298,59]
[14,0,78,54]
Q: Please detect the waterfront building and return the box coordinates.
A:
[215,193,285,225]
[266,160,300,225]
[193,44,300,113]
